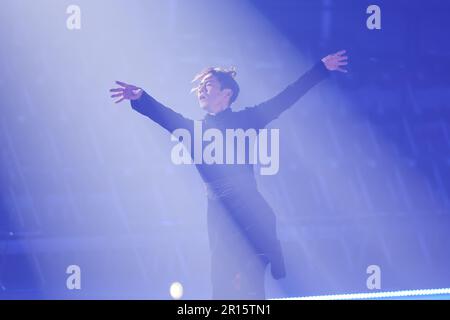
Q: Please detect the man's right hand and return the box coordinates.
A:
[110,81,143,103]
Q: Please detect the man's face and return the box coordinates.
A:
[197,73,231,113]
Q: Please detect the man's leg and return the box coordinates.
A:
[207,190,280,299]
[210,249,241,299]
[239,253,269,300]
[211,247,269,300]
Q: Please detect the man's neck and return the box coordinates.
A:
[208,105,229,116]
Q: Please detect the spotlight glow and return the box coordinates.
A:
[170,282,184,300]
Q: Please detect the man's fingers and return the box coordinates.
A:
[115,97,126,103]
[110,88,124,93]
[111,93,123,98]
[336,50,346,55]
[336,55,348,61]
[115,81,129,87]
[338,61,348,66]
[116,80,139,90]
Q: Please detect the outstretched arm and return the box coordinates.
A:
[110,81,193,133]
[240,50,348,128]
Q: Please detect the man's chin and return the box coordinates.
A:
[199,103,210,111]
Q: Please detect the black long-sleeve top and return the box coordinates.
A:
[131,61,330,185]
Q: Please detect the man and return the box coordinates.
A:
[110,50,348,299]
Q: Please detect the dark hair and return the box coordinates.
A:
[192,67,240,105]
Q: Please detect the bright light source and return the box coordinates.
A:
[272,288,450,300]
[170,282,184,300]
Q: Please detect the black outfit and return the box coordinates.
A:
[131,61,330,299]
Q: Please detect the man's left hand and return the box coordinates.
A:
[322,50,349,73]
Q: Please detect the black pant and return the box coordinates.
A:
[206,180,284,299]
